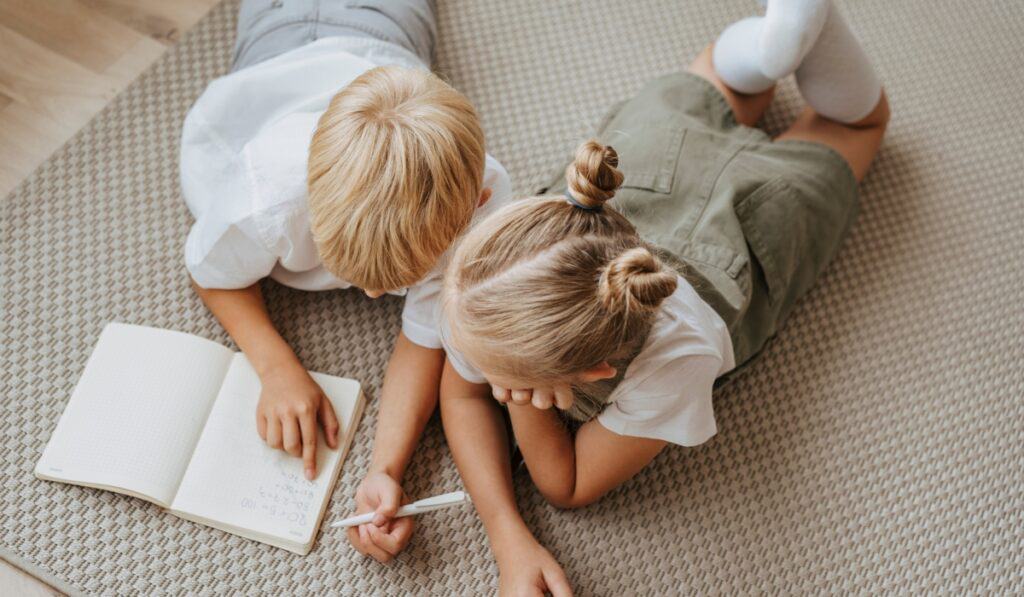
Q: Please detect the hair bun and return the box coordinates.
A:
[564,140,624,209]
[599,247,678,312]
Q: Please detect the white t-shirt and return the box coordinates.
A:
[445,275,736,447]
[180,36,513,349]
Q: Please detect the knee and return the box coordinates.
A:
[541,490,599,510]
[854,90,890,131]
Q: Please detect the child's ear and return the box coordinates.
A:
[579,361,617,382]
[478,187,493,207]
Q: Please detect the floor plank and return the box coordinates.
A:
[81,0,211,44]
[0,24,121,128]
[0,0,219,198]
[0,558,63,596]
[0,0,145,73]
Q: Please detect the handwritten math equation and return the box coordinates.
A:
[239,466,317,527]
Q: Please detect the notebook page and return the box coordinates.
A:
[171,354,361,550]
[35,323,235,506]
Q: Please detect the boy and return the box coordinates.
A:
[180,0,511,562]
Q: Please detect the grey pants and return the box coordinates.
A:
[231,0,437,71]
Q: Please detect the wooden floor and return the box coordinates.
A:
[0,0,221,197]
[0,559,62,596]
[0,1,220,592]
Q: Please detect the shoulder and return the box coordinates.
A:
[477,154,515,217]
[631,276,735,379]
[598,353,721,447]
[597,276,734,445]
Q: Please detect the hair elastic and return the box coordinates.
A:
[565,190,603,212]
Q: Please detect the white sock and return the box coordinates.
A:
[793,4,882,123]
[758,0,829,79]
[712,17,776,94]
[711,0,882,123]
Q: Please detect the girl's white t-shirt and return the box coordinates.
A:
[444,275,736,447]
[179,36,513,350]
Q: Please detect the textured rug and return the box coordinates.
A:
[2,0,1022,594]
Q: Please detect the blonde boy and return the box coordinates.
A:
[180,0,511,562]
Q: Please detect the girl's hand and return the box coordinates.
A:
[496,535,573,597]
[491,384,574,410]
[256,362,340,479]
[347,471,414,563]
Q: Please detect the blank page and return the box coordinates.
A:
[171,354,361,553]
[35,323,235,506]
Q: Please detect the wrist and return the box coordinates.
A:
[255,350,304,380]
[367,458,405,482]
[487,517,536,561]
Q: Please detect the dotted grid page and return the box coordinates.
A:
[35,323,235,506]
[171,354,361,550]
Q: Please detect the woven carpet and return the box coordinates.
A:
[2,0,1022,594]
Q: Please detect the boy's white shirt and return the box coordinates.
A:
[180,36,513,349]
[444,276,737,447]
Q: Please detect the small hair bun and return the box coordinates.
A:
[599,247,678,312]
[564,140,624,209]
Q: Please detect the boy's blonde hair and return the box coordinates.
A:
[308,66,486,291]
[443,140,679,382]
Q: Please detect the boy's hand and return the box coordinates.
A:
[491,383,574,410]
[256,363,340,479]
[496,535,572,597]
[347,471,414,562]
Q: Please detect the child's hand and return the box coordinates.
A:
[491,383,574,410]
[256,363,340,479]
[496,536,572,597]
[347,471,414,563]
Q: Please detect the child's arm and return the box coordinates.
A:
[506,404,666,509]
[192,280,340,478]
[347,333,444,562]
[439,363,572,597]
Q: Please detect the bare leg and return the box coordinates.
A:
[776,91,890,181]
[687,44,775,128]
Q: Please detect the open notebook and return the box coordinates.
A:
[35,323,364,555]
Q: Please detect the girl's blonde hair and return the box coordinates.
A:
[444,140,679,383]
[308,66,486,291]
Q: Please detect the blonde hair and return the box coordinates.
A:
[443,140,678,383]
[308,66,486,291]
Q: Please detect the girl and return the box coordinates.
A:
[439,1,889,593]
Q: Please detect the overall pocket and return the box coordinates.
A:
[734,176,824,315]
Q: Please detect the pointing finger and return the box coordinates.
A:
[299,408,318,480]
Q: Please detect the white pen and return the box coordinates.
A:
[330,490,471,528]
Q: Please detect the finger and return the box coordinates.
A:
[553,385,575,410]
[367,522,405,556]
[511,389,532,405]
[358,524,393,562]
[387,516,415,549]
[319,397,340,449]
[266,417,283,450]
[531,388,554,409]
[282,416,302,457]
[299,408,318,480]
[544,567,574,597]
[373,487,401,524]
[346,526,366,554]
[491,385,511,403]
[257,413,268,441]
